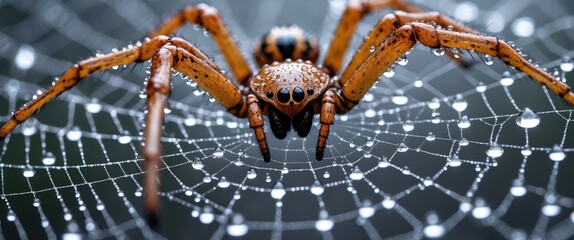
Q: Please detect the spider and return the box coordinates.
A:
[1,0,573,230]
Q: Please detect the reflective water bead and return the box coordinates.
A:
[233,157,244,166]
[459,138,469,146]
[226,214,249,237]
[33,199,41,207]
[42,152,56,165]
[510,179,527,197]
[15,45,36,70]
[212,146,224,158]
[431,112,441,124]
[271,181,286,199]
[218,177,230,188]
[542,203,561,217]
[397,143,408,152]
[476,82,487,92]
[66,127,82,141]
[516,107,540,128]
[315,210,334,231]
[23,166,35,178]
[382,197,396,209]
[458,115,471,128]
[310,180,325,195]
[349,166,364,180]
[448,154,462,167]
[281,167,289,174]
[323,171,331,178]
[521,145,532,156]
[6,210,16,221]
[426,132,436,141]
[561,56,573,72]
[397,55,408,66]
[402,166,411,175]
[378,158,390,168]
[383,66,395,78]
[500,71,514,86]
[433,47,445,56]
[369,45,375,53]
[359,200,375,218]
[402,120,414,132]
[247,168,257,179]
[192,159,205,170]
[549,144,566,161]
[118,134,132,144]
[265,174,271,183]
[391,90,408,105]
[423,177,433,187]
[414,78,423,87]
[452,94,468,112]
[22,124,37,136]
[199,206,215,224]
[423,212,445,238]
[203,176,212,183]
[483,55,494,65]
[486,142,504,158]
[428,97,440,110]
[85,99,102,113]
[472,199,491,219]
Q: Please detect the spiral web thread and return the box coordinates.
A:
[0,0,573,239]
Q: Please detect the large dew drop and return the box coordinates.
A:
[516,107,540,128]
[226,214,249,237]
[486,142,504,158]
[271,181,286,199]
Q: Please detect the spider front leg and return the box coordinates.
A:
[316,89,349,161]
[150,4,252,85]
[339,23,574,109]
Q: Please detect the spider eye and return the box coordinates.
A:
[266,92,274,98]
[277,88,290,104]
[292,87,305,102]
[307,89,314,95]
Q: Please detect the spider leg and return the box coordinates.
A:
[316,90,342,161]
[149,4,252,85]
[0,36,172,140]
[338,23,574,110]
[324,0,473,76]
[339,11,480,85]
[323,0,422,75]
[247,95,270,162]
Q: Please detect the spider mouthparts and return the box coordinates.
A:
[147,210,160,231]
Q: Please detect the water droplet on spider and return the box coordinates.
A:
[486,142,504,158]
[391,90,408,105]
[66,127,82,141]
[452,94,468,112]
[521,145,533,156]
[42,152,56,165]
[310,180,325,195]
[349,166,364,180]
[397,55,408,66]
[163,104,172,114]
[561,56,573,72]
[382,197,396,209]
[476,82,487,92]
[15,45,36,70]
[383,66,395,78]
[212,146,224,158]
[315,210,334,231]
[271,181,286,199]
[483,55,494,65]
[323,171,331,178]
[426,132,436,141]
[402,120,414,132]
[448,154,462,167]
[369,45,375,53]
[433,47,445,56]
[226,213,249,237]
[500,71,514,86]
[192,159,205,170]
[218,177,230,188]
[6,210,16,222]
[516,107,540,128]
[458,115,471,129]
[85,99,102,113]
[549,144,566,161]
[247,168,257,179]
[23,166,35,178]
[510,179,527,197]
[428,97,441,110]
[359,200,375,218]
[199,206,215,224]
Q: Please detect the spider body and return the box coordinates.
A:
[1,0,573,230]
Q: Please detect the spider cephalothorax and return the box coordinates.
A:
[1,0,573,230]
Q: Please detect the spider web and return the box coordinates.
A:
[0,0,573,239]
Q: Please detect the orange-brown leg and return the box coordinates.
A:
[339,11,480,85]
[339,23,574,109]
[149,4,252,85]
[246,94,270,162]
[323,0,423,75]
[316,90,339,160]
[0,36,172,141]
[143,47,174,229]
